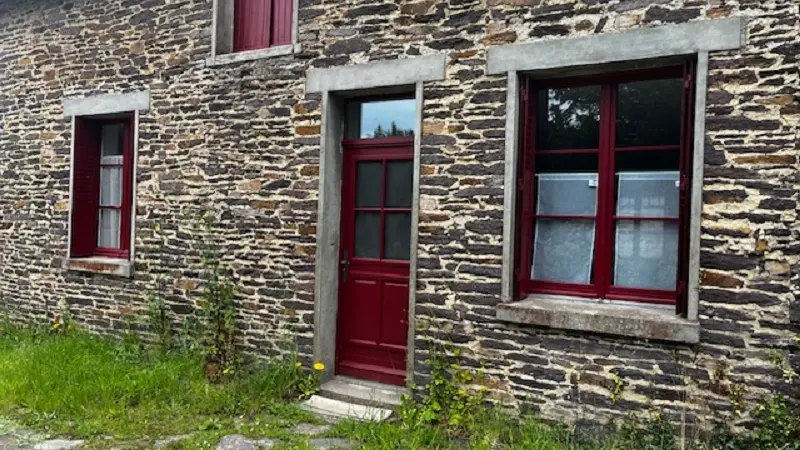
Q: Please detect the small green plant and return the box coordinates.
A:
[294,361,325,399]
[146,223,175,353]
[197,213,239,380]
[398,342,487,434]
[769,349,798,383]
[610,369,625,404]
[617,412,677,450]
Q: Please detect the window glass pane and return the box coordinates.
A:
[615,149,679,172]
[354,212,380,258]
[614,220,678,290]
[616,78,682,147]
[531,219,595,284]
[536,173,597,216]
[355,161,382,208]
[616,171,679,218]
[384,212,411,260]
[97,209,121,248]
[386,160,413,208]
[535,152,598,173]
[101,124,124,157]
[535,86,600,150]
[100,167,122,207]
[346,99,416,139]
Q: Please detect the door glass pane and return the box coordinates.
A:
[616,171,680,218]
[101,124,124,157]
[384,212,411,260]
[531,219,595,284]
[535,85,600,150]
[346,99,416,139]
[386,160,413,208]
[97,209,121,248]
[616,78,682,147]
[354,212,380,258]
[100,166,122,207]
[614,220,678,290]
[356,161,382,208]
[536,173,598,216]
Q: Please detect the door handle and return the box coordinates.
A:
[340,251,350,282]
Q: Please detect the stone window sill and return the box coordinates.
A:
[62,256,133,278]
[496,294,699,344]
[206,44,299,67]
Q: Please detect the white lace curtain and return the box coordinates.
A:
[97,125,123,249]
[614,171,680,290]
[531,171,680,290]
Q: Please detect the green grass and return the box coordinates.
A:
[0,327,792,450]
[0,328,310,441]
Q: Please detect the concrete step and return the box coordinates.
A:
[300,395,394,422]
[320,377,407,409]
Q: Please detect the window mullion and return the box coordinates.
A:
[594,84,616,298]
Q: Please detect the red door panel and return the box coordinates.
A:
[336,139,413,386]
[381,281,409,348]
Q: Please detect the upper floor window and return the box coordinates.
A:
[70,114,135,259]
[515,63,695,310]
[233,0,293,52]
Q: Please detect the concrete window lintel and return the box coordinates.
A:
[62,256,133,278]
[487,17,746,75]
[497,295,699,344]
[306,54,446,94]
[62,90,150,118]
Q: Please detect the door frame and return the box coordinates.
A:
[313,84,424,387]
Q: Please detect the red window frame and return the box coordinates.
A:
[515,62,695,311]
[233,0,293,52]
[70,114,135,260]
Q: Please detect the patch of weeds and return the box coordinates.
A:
[398,343,487,434]
[0,329,303,441]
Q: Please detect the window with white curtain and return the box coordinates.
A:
[97,124,124,249]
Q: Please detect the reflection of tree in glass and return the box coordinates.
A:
[616,78,682,147]
[537,86,601,150]
[536,79,683,150]
[372,121,414,138]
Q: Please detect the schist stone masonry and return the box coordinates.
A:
[0,0,798,430]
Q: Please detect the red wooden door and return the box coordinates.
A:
[336,138,413,386]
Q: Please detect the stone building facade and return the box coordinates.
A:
[0,0,798,430]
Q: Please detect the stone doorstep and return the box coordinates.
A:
[320,376,407,408]
[300,395,394,423]
[497,294,700,344]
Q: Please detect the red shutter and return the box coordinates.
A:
[272,0,293,46]
[70,119,101,257]
[233,0,272,52]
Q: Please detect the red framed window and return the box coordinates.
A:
[516,62,695,311]
[233,0,293,52]
[70,114,135,260]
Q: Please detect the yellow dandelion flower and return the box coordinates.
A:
[295,362,302,368]
[313,362,325,371]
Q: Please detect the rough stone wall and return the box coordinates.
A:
[0,0,798,430]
